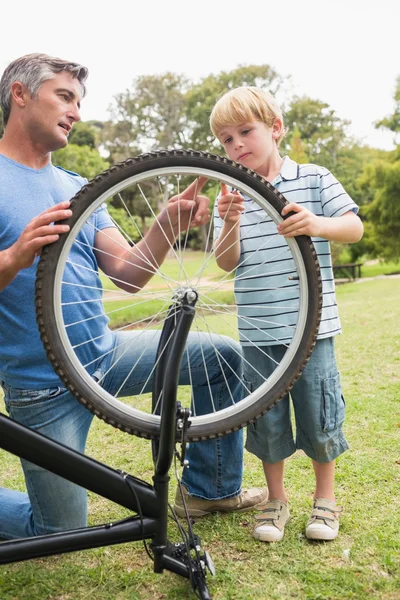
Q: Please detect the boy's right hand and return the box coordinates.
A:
[218,183,244,224]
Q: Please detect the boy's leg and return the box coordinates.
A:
[262,460,287,503]
[290,337,347,540]
[242,345,295,542]
[306,462,342,540]
[0,386,93,539]
[291,337,348,465]
[244,345,296,466]
[312,459,335,501]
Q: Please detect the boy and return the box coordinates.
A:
[210,86,363,542]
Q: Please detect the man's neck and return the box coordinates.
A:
[0,130,51,170]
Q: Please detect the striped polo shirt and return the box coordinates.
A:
[213,156,359,346]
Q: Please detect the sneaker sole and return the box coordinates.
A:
[173,503,266,519]
[253,529,284,542]
[306,525,338,541]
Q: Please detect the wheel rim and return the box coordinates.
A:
[46,161,316,437]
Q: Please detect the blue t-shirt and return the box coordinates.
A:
[0,154,115,388]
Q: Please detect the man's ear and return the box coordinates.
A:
[10,81,29,109]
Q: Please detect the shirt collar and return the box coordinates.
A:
[271,156,299,185]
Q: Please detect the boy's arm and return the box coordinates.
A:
[214,221,241,271]
[278,204,364,243]
[214,184,244,272]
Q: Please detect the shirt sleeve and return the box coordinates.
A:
[319,170,359,217]
[94,203,116,231]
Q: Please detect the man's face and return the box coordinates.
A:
[23,71,82,152]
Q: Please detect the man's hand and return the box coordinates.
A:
[278,203,321,238]
[218,183,244,224]
[161,176,210,236]
[0,201,72,290]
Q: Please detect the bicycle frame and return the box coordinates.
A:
[0,297,210,593]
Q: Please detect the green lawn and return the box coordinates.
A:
[100,254,400,330]
[359,261,400,279]
[0,278,399,599]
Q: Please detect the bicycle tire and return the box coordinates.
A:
[35,149,322,440]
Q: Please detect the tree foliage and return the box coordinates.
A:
[52,144,109,180]
[358,155,400,261]
[375,75,400,135]
[102,72,190,162]
[68,122,97,148]
[283,96,351,171]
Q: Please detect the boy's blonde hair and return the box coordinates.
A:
[210,86,286,146]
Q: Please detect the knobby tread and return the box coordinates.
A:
[35,150,322,441]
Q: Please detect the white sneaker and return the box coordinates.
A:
[305,498,342,541]
[253,499,290,542]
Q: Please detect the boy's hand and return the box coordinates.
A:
[162,176,210,234]
[278,203,321,238]
[218,183,244,224]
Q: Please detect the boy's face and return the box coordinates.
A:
[218,120,281,178]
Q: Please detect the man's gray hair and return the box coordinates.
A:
[0,53,88,126]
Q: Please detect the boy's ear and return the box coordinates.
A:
[272,117,283,140]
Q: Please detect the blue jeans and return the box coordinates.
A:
[0,330,244,539]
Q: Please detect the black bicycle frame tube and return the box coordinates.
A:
[0,414,159,518]
[156,302,195,477]
[152,301,195,574]
[152,302,179,416]
[151,302,179,464]
[0,517,158,564]
[0,412,161,563]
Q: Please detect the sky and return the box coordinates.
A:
[1,0,398,151]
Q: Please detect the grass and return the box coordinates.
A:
[359,261,400,278]
[1,278,400,599]
[99,252,400,330]
[100,250,234,328]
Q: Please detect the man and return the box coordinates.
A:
[0,53,267,539]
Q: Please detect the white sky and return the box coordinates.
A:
[1,0,398,150]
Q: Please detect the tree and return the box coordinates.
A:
[52,144,109,180]
[103,72,190,162]
[283,96,351,171]
[287,126,309,164]
[68,121,97,148]
[358,156,400,261]
[375,75,400,139]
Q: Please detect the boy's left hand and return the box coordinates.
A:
[278,203,321,238]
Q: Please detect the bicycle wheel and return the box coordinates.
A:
[35,150,322,440]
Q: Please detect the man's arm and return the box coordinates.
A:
[95,178,210,293]
[0,202,72,291]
